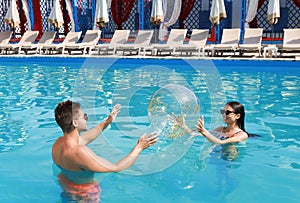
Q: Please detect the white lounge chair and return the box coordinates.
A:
[146,29,187,56]
[64,30,101,55]
[0,31,39,54]
[238,28,263,56]
[0,31,13,54]
[21,31,56,54]
[211,28,241,56]
[41,31,82,54]
[0,31,13,45]
[114,30,154,55]
[94,30,130,55]
[280,29,300,54]
[174,29,209,57]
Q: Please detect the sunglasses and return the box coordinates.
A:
[220,110,235,115]
[84,113,88,121]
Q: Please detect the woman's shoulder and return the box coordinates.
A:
[235,131,248,142]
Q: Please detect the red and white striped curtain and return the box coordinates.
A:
[249,0,266,28]
[111,0,135,30]
[179,0,196,28]
[292,0,300,8]
[16,0,29,34]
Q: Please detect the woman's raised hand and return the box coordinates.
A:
[169,113,192,134]
[196,116,205,134]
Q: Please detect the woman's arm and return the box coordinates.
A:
[169,113,201,136]
[197,118,248,144]
[80,104,121,145]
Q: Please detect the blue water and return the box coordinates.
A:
[0,57,299,203]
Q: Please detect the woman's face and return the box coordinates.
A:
[221,104,239,125]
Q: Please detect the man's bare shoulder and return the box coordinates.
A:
[52,136,64,165]
[53,136,64,147]
[73,144,89,156]
[52,137,86,160]
[52,136,64,154]
[66,145,97,171]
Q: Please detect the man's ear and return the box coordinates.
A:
[72,119,78,128]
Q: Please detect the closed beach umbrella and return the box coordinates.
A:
[150,0,164,25]
[151,0,164,43]
[48,0,64,28]
[95,0,109,28]
[267,0,280,25]
[65,0,75,32]
[4,0,20,28]
[267,0,280,43]
[209,0,227,25]
[245,0,259,28]
[107,0,112,8]
[209,0,227,43]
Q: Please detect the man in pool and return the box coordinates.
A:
[52,100,158,201]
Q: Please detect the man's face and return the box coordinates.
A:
[74,108,88,133]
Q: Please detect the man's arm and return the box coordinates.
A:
[76,133,158,172]
[80,104,121,145]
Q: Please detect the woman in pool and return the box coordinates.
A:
[172,101,248,160]
[198,101,249,160]
[53,100,158,202]
[196,101,248,144]
[173,101,248,143]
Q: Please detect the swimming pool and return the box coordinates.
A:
[0,57,299,202]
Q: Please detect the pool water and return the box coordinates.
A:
[0,57,299,203]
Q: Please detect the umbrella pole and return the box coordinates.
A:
[101,28,105,39]
[12,27,16,39]
[55,27,60,39]
[154,24,159,43]
[271,24,274,44]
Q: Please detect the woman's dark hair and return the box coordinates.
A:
[227,101,247,135]
[227,101,260,138]
[55,100,81,133]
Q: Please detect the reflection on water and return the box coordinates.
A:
[0,58,300,202]
[0,63,78,153]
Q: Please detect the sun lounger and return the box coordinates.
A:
[21,31,56,54]
[146,29,187,56]
[114,30,154,55]
[41,31,82,54]
[0,31,13,45]
[64,30,101,55]
[211,28,241,56]
[94,30,130,55]
[174,29,209,57]
[0,31,13,53]
[280,29,300,54]
[238,28,263,56]
[0,31,39,54]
